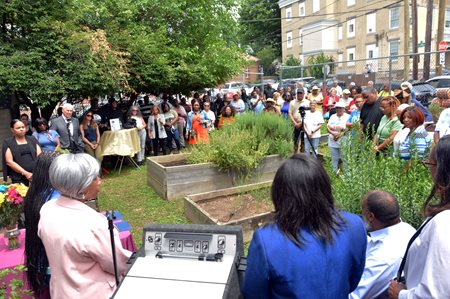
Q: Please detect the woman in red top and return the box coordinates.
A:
[323,87,340,116]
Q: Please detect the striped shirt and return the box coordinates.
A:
[398,125,431,160]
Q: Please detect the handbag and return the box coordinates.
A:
[189,129,197,139]
[123,118,137,129]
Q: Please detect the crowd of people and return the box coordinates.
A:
[1,78,450,298]
[5,77,450,180]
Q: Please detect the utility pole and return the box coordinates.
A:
[423,0,433,80]
[412,0,419,80]
[436,0,446,76]
[403,0,410,81]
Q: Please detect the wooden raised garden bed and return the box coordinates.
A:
[147,153,284,200]
[184,181,274,242]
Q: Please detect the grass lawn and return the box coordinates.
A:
[98,165,189,248]
[99,143,330,250]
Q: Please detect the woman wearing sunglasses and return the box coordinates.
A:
[80,111,102,161]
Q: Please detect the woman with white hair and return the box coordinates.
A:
[38,153,132,299]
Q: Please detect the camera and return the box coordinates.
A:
[298,106,310,117]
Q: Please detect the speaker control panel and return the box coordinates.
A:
[144,231,237,258]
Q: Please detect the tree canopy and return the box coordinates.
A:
[239,0,281,75]
[0,0,244,110]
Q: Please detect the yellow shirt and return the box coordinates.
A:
[378,90,394,97]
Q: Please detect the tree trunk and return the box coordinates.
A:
[423,0,433,80]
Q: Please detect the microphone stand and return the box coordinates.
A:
[300,108,318,158]
[107,210,120,286]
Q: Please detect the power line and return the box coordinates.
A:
[288,0,403,44]
[241,0,402,49]
[240,0,343,45]
[241,7,393,23]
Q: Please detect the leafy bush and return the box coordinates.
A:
[187,113,293,177]
[229,112,293,158]
[428,103,443,123]
[330,128,433,228]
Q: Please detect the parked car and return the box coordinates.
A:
[426,75,450,89]
[220,82,249,93]
[411,82,436,107]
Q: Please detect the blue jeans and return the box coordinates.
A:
[166,127,181,152]
[304,137,320,158]
[137,128,146,162]
[329,146,341,173]
[329,146,347,174]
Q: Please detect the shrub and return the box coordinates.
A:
[428,102,443,123]
[187,113,293,177]
[330,128,433,228]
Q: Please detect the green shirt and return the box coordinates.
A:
[376,115,403,143]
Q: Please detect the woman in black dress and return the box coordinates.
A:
[2,119,41,185]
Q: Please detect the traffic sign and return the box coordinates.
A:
[440,52,445,65]
[439,41,447,52]
[322,65,330,76]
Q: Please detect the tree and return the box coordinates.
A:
[281,55,302,79]
[0,0,245,115]
[256,46,278,76]
[239,0,281,75]
[306,53,335,78]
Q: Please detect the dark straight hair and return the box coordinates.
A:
[271,154,344,246]
[10,119,22,128]
[24,152,60,294]
[34,117,49,132]
[424,135,450,217]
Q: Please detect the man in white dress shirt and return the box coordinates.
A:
[349,190,416,299]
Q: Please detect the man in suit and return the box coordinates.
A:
[50,103,84,153]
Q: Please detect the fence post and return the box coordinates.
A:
[388,56,393,92]
[279,65,283,85]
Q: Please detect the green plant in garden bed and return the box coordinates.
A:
[187,113,293,178]
[0,265,34,299]
[330,128,433,228]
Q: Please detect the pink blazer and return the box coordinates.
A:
[38,196,132,299]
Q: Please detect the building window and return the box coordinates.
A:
[299,29,303,46]
[338,54,343,67]
[347,18,355,38]
[347,0,355,6]
[338,26,343,40]
[366,44,377,59]
[313,0,320,13]
[286,7,292,22]
[347,47,356,66]
[299,2,305,17]
[366,13,376,34]
[446,9,450,29]
[287,32,293,48]
[390,40,399,58]
[390,7,400,29]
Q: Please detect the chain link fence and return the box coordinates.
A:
[280,50,450,89]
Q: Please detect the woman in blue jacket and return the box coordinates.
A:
[242,154,367,299]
